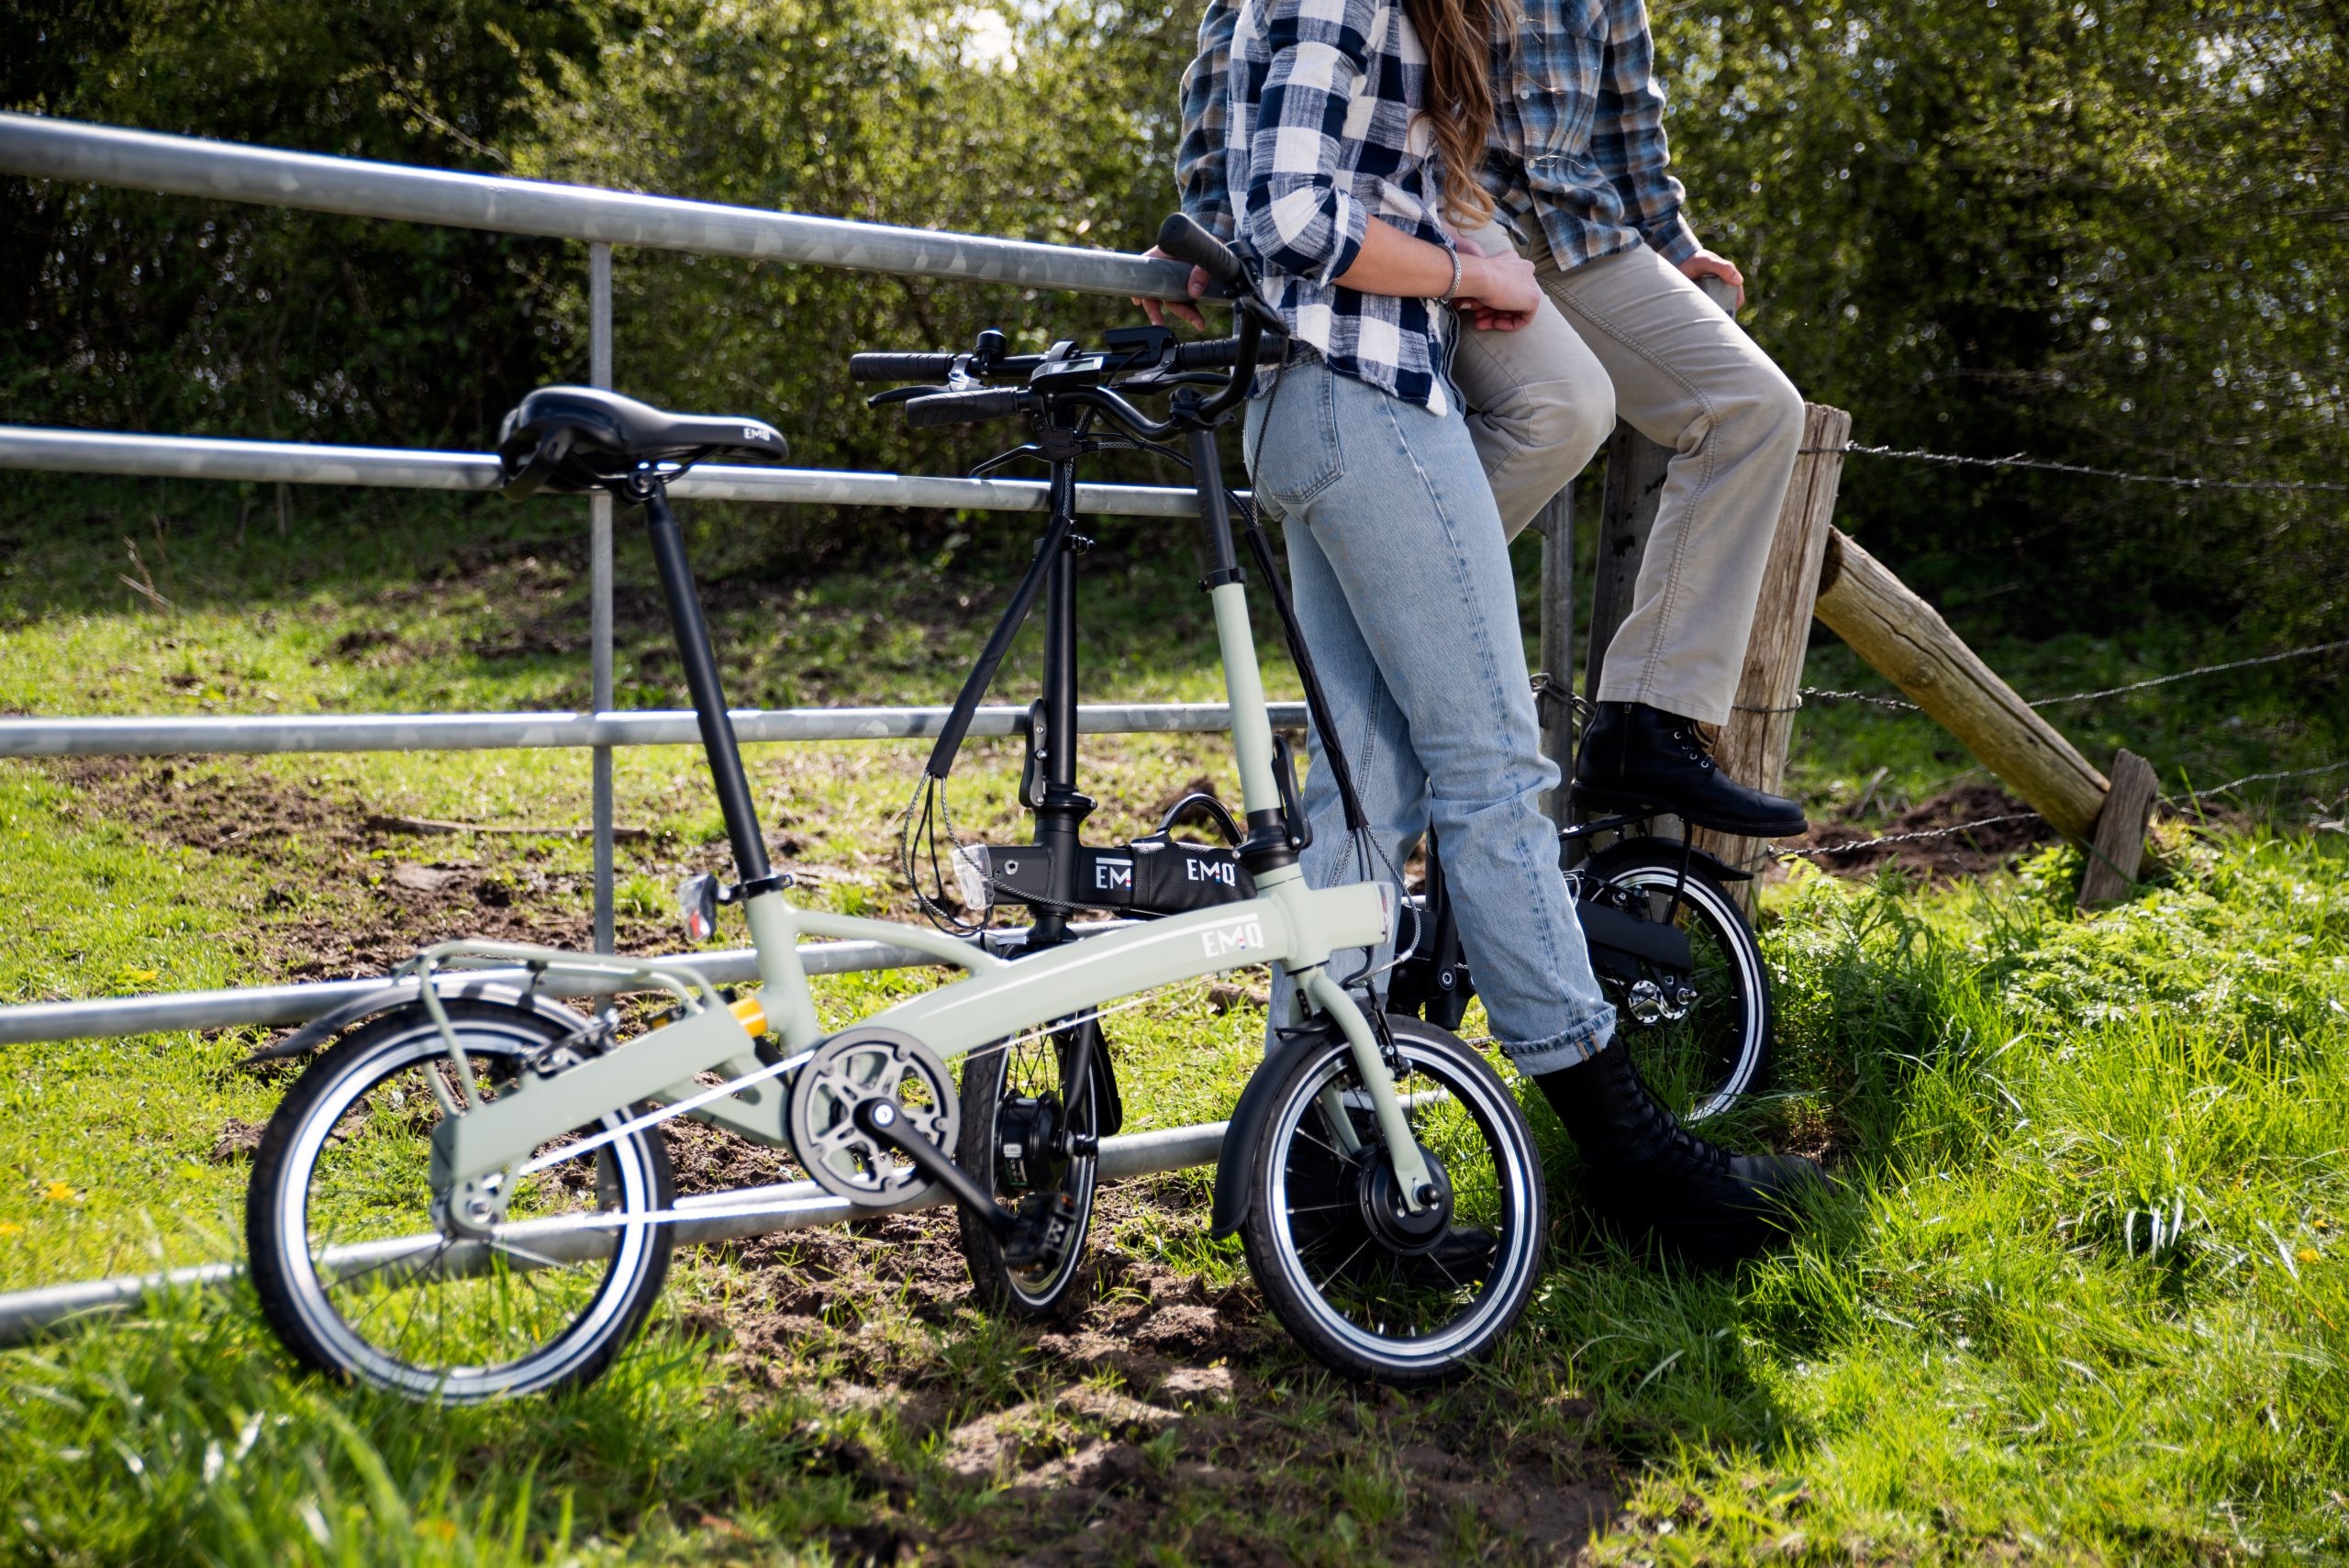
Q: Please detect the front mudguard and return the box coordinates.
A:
[241,976,598,1067]
[1208,1018,1339,1240]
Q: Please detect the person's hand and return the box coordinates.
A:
[1454,248,1540,318]
[1460,301,1536,331]
[1678,249,1745,311]
[1135,245,1210,330]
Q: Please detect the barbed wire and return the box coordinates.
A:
[2160,758,2349,808]
[1759,812,2044,867]
[1812,441,2349,495]
[1734,638,2347,717]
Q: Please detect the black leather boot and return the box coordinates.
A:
[1572,700,1807,837]
[1533,1041,1822,1264]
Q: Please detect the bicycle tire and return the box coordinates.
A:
[1239,1016,1543,1386]
[246,999,674,1401]
[955,1023,1102,1318]
[1579,838,1773,1121]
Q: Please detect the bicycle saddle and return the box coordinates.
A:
[495,385,787,497]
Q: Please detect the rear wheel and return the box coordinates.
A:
[246,999,674,1401]
[1240,1017,1543,1385]
[1580,839,1772,1122]
[955,1022,1102,1318]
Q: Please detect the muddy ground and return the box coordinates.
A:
[61,753,1630,1562]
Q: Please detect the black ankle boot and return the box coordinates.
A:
[1533,1042,1821,1264]
[1572,701,1807,838]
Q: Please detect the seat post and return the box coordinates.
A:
[638,483,774,887]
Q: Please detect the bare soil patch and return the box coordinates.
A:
[692,1184,1624,1565]
[50,755,655,983]
[1777,782,2058,883]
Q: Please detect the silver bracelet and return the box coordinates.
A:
[1437,247,1464,305]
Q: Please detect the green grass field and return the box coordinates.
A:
[0,479,2343,1564]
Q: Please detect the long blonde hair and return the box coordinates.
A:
[1403,0,1517,227]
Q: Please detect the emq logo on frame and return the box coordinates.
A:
[1201,918,1264,960]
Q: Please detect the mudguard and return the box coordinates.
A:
[240,976,599,1066]
[1586,835,1753,884]
[1208,1018,1340,1240]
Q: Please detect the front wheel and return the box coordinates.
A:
[1239,1017,1543,1385]
[246,999,674,1401]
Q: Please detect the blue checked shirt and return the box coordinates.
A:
[1178,0,1700,274]
[1223,0,1459,412]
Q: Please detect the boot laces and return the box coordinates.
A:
[1666,715,1717,773]
[1623,1063,1730,1179]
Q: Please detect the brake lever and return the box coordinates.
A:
[970,444,1047,479]
[866,384,947,408]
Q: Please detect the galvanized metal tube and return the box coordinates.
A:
[0,1118,1229,1344]
[589,241,618,958]
[0,701,1307,761]
[0,114,1196,301]
[0,920,1144,1046]
[0,426,1219,517]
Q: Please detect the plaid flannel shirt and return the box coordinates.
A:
[1224,0,1459,412]
[1176,0,1699,273]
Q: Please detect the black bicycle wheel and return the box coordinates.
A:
[955,1021,1102,1318]
[1579,838,1773,1121]
[246,1000,674,1401]
[1239,1016,1543,1385]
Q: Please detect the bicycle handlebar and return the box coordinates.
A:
[904,388,1028,428]
[849,351,958,384]
[1155,213,1247,291]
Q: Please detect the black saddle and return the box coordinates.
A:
[495,385,787,497]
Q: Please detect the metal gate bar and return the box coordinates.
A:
[0,1120,1227,1345]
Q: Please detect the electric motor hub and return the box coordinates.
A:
[1353,1142,1454,1256]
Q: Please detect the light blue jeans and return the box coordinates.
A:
[1244,356,1616,1074]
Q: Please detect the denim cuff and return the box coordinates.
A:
[1497,1006,1616,1076]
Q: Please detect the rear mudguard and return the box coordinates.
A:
[1584,835,1753,884]
[241,977,599,1066]
[1208,1018,1336,1240]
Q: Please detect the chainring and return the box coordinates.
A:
[786,1027,961,1207]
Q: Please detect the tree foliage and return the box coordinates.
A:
[2,0,2340,632]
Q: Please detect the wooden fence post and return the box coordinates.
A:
[1533,487,1577,829]
[2077,747,2158,909]
[1811,528,2111,840]
[1690,404,1852,908]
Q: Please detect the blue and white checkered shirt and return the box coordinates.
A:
[1224,0,1459,413]
[1178,0,1700,275]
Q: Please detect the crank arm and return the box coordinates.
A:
[845,1098,1075,1267]
[852,1098,1022,1243]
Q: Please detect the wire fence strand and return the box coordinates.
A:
[1811,440,2349,495]
[1735,638,2347,717]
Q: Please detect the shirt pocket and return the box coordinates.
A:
[1520,5,1609,162]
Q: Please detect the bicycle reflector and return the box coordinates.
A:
[676,873,720,943]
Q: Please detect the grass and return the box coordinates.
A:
[0,475,2344,1563]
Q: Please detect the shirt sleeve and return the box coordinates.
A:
[1589,0,1700,265]
[1241,0,1378,285]
[1175,0,1241,242]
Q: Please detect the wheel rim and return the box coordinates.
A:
[270,1020,661,1399]
[1596,866,1767,1121]
[978,1029,1097,1307]
[1264,1035,1538,1369]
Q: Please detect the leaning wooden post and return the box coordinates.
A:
[1691,404,1852,909]
[1812,529,2110,840]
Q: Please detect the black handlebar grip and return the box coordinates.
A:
[850,351,957,383]
[1172,337,1245,371]
[1155,213,1246,290]
[904,388,1026,428]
